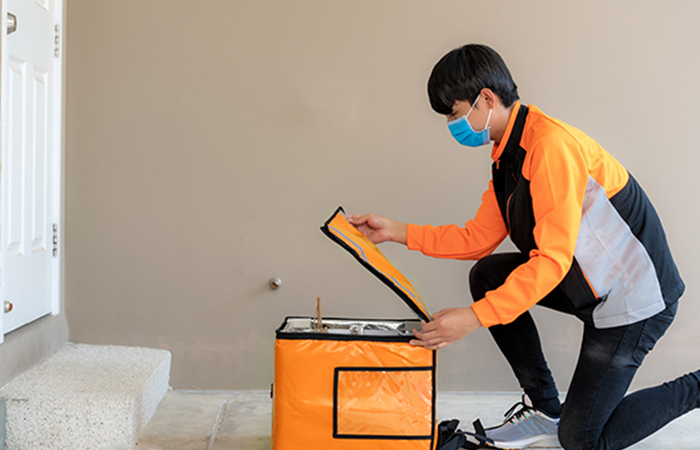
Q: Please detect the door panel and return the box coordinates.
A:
[31,67,48,252]
[6,57,26,259]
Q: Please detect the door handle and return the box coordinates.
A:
[4,301,13,313]
[7,12,17,35]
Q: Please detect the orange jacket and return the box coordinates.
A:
[407,102,683,328]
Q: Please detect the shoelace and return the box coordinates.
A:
[502,400,534,425]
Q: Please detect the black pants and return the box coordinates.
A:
[470,253,700,450]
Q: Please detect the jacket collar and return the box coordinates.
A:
[491,100,522,163]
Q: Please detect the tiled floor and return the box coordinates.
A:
[135,390,700,449]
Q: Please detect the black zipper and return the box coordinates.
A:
[505,170,518,234]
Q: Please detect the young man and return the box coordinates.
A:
[348,44,700,450]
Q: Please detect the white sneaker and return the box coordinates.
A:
[484,395,560,448]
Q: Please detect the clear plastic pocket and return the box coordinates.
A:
[333,367,433,438]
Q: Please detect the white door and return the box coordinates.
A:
[1,0,62,338]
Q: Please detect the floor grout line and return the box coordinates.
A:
[206,399,227,450]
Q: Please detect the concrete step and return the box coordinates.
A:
[0,342,171,450]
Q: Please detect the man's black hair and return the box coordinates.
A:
[428,44,519,115]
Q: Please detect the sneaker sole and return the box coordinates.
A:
[489,434,561,448]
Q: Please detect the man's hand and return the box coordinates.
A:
[346,213,407,245]
[410,307,482,350]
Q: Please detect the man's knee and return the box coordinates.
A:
[469,253,528,302]
[558,419,584,450]
[558,414,600,450]
[469,257,492,302]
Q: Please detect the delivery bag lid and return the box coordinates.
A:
[321,206,431,323]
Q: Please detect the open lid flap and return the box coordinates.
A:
[320,206,431,322]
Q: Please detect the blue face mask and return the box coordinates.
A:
[447,95,493,147]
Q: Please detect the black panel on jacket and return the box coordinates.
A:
[492,105,536,254]
[609,174,685,305]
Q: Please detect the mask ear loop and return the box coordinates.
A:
[466,94,493,132]
[465,94,481,119]
[483,108,493,131]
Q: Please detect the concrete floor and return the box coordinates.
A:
[135,390,700,449]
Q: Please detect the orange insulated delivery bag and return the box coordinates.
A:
[271,207,437,450]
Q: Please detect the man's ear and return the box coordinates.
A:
[479,88,500,108]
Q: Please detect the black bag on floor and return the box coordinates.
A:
[436,418,493,450]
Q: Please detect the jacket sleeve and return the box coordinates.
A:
[406,181,508,260]
[471,138,589,328]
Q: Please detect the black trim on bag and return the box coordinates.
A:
[276,333,414,343]
[321,207,431,323]
[332,363,436,441]
[275,316,419,343]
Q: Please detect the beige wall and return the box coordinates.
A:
[65,0,700,390]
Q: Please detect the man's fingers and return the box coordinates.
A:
[413,307,479,351]
[419,320,438,333]
[412,328,445,348]
[413,327,437,339]
[347,214,369,225]
[410,338,447,351]
[432,309,449,319]
[410,339,426,347]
